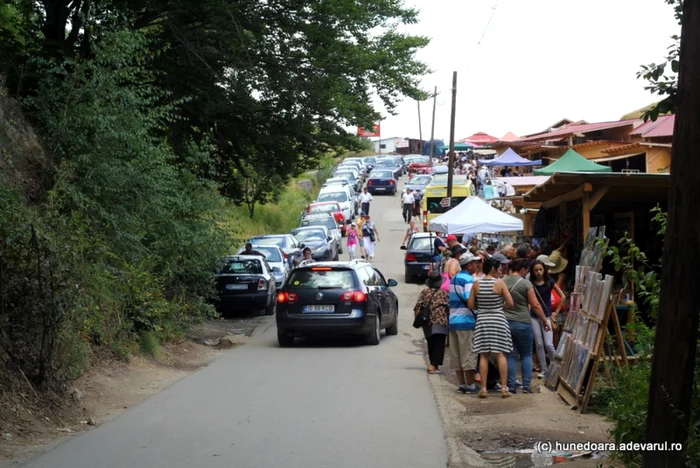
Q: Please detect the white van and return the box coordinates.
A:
[317,185,354,221]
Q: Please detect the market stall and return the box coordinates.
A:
[478,147,542,166]
[534,149,612,175]
[428,196,523,234]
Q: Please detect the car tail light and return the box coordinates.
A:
[367,180,373,185]
[277,292,298,303]
[389,180,395,185]
[341,291,367,302]
[257,279,268,290]
[406,253,417,261]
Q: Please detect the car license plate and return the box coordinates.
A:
[422,265,430,270]
[303,305,335,313]
[226,284,248,290]
[375,187,385,191]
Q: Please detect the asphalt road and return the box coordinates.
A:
[21,175,448,468]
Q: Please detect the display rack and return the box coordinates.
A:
[544,226,628,413]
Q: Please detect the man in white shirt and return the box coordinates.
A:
[401,189,415,223]
[359,188,373,215]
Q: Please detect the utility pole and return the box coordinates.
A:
[429,86,437,163]
[446,72,457,199]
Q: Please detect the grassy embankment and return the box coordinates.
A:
[223,152,371,246]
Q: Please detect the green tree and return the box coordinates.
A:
[1,0,430,206]
[637,0,682,121]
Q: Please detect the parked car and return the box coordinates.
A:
[216,255,277,316]
[299,213,343,254]
[401,232,438,283]
[317,186,354,222]
[366,169,397,195]
[275,259,399,346]
[290,226,338,261]
[338,161,364,177]
[404,174,432,197]
[304,201,347,236]
[361,156,376,172]
[248,234,305,268]
[373,158,402,179]
[322,178,359,215]
[334,169,362,191]
[407,155,431,174]
[236,245,289,289]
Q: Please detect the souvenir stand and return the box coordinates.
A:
[544,226,629,413]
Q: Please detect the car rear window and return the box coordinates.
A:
[371,171,394,179]
[221,259,263,274]
[409,237,433,251]
[292,229,327,243]
[309,204,337,214]
[249,237,285,248]
[301,217,336,230]
[287,269,356,289]
[318,192,348,203]
[410,176,431,185]
[254,247,281,262]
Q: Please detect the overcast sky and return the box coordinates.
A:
[366,0,680,142]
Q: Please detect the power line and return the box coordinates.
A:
[466,0,501,71]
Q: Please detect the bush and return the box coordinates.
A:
[596,207,700,467]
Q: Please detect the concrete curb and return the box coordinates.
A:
[425,369,490,468]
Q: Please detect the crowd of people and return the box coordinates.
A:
[413,235,569,396]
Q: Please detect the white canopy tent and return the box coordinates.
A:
[428,196,523,234]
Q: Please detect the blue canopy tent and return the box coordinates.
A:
[478,147,542,166]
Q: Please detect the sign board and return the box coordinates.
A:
[439,197,451,208]
[357,123,381,137]
[395,138,409,148]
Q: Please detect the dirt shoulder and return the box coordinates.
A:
[415,341,615,468]
[0,317,267,468]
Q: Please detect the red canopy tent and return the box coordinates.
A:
[458,131,499,145]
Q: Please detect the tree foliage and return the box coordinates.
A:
[637,0,682,121]
[0,1,430,389]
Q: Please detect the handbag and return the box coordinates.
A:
[413,290,438,329]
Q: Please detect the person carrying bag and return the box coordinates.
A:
[413,272,450,374]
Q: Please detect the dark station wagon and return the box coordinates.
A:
[275,260,399,346]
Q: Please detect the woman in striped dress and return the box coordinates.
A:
[468,257,515,398]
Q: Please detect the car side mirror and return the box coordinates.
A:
[387,279,398,287]
[400,245,407,250]
[299,243,305,248]
[327,236,333,242]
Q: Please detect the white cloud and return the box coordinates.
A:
[368,0,680,141]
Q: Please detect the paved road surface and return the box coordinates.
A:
[22,175,448,468]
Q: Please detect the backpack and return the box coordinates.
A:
[363,223,375,242]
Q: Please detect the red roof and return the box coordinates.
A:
[515,119,640,142]
[630,115,675,138]
[501,131,519,141]
[459,132,499,144]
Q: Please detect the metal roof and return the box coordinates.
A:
[515,120,639,143]
[523,172,670,204]
[629,115,675,138]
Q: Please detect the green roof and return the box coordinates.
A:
[533,148,613,175]
[438,142,477,151]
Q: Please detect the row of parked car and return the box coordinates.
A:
[216,154,435,347]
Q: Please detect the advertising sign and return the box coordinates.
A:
[357,123,381,137]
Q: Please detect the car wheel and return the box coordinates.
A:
[386,308,398,336]
[365,312,381,346]
[333,252,339,261]
[278,330,295,347]
[338,245,343,254]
